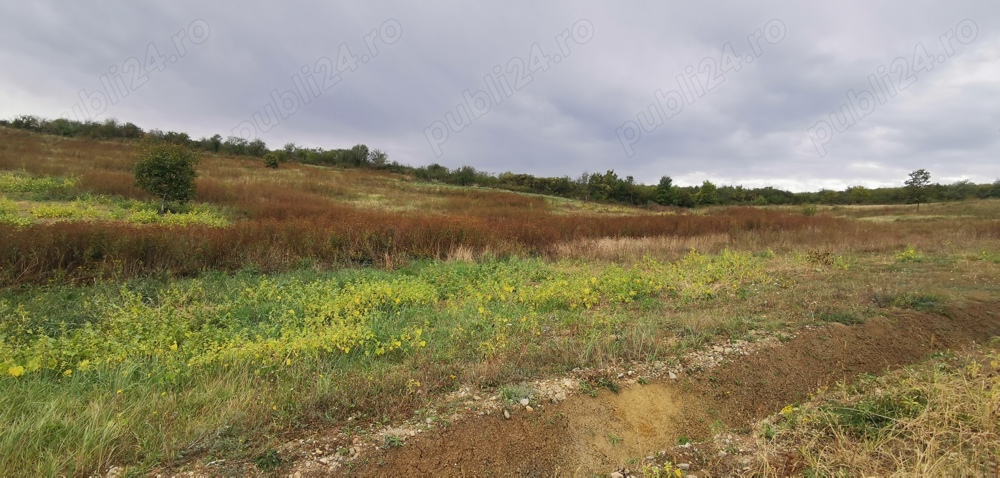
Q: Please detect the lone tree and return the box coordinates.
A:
[133,141,200,213]
[904,168,931,210]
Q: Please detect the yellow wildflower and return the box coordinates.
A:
[7,365,24,378]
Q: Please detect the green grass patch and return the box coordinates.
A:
[0,250,771,474]
[872,292,942,312]
[815,309,865,325]
[822,390,928,439]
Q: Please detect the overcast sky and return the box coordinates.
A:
[1,1,998,191]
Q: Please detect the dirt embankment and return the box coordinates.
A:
[343,301,1000,477]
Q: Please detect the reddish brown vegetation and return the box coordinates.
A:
[0,207,848,286]
[3,127,998,286]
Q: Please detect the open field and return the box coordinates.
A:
[1,128,999,476]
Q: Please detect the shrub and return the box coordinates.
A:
[133,141,200,212]
[263,152,280,169]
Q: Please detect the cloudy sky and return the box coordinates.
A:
[2,1,998,191]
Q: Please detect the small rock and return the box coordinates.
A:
[318,456,331,465]
[503,409,511,419]
[426,417,433,424]
[668,372,678,380]
[290,472,302,478]
[349,447,358,457]
[724,347,734,354]
[678,463,691,470]
[473,395,482,400]
[519,398,529,406]
[610,472,625,478]
[525,405,534,413]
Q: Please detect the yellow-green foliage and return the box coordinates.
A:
[895,245,925,262]
[976,250,1000,263]
[30,200,102,219]
[420,249,766,356]
[128,207,229,227]
[0,197,32,227]
[0,275,435,380]
[0,172,76,194]
[1,250,767,382]
[13,194,229,226]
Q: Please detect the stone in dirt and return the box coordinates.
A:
[519,398,529,406]
[503,409,511,419]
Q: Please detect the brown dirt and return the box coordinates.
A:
[344,300,1000,477]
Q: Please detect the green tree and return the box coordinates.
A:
[348,144,370,167]
[846,185,871,204]
[283,142,298,161]
[693,180,719,206]
[246,138,268,157]
[943,179,975,201]
[654,175,678,206]
[222,136,248,155]
[989,179,1000,198]
[133,141,200,212]
[369,149,388,169]
[587,170,619,202]
[904,169,931,210]
[207,134,223,152]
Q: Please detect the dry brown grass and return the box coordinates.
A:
[747,344,1000,477]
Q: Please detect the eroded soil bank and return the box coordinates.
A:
[349,300,1000,477]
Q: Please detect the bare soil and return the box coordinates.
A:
[347,300,1000,477]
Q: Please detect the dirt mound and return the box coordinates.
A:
[349,301,1000,476]
[691,300,1000,428]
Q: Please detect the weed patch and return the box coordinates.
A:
[872,292,942,311]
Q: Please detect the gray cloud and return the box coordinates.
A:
[1,1,997,191]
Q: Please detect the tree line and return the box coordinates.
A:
[4,114,999,207]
